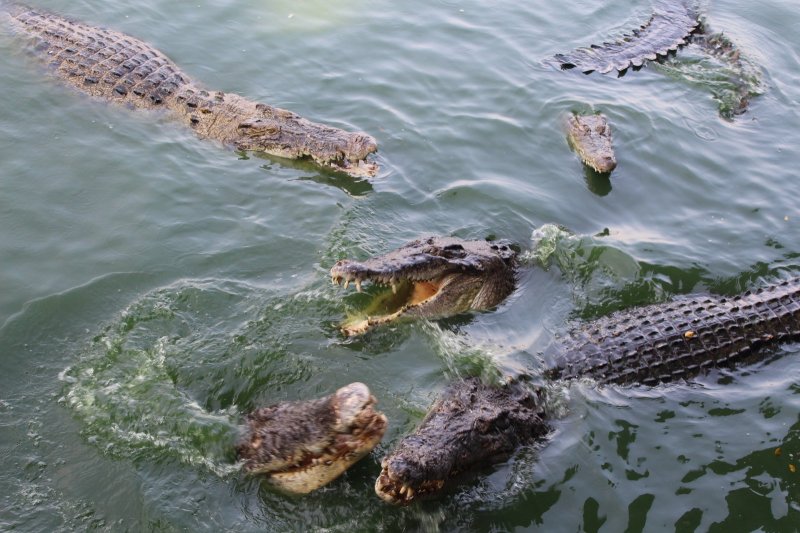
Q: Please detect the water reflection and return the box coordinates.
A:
[583,165,613,196]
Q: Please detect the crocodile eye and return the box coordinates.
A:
[443,244,464,252]
[495,415,510,430]
[474,418,491,434]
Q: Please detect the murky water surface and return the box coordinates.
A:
[2,0,800,530]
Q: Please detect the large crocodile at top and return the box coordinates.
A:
[2,4,378,177]
[376,276,800,504]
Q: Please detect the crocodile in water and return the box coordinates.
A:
[376,276,800,504]
[565,113,617,173]
[554,1,701,76]
[553,3,762,118]
[2,4,378,177]
[331,236,518,336]
[236,382,387,494]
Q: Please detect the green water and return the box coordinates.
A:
[2,0,800,530]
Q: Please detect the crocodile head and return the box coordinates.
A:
[565,114,617,173]
[236,382,387,494]
[235,105,378,178]
[375,378,548,505]
[330,236,518,336]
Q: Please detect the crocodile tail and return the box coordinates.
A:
[555,1,701,76]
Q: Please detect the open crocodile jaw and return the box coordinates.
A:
[237,382,387,494]
[331,272,459,336]
[330,237,517,335]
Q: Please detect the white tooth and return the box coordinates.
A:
[391,280,397,294]
[406,486,415,498]
[344,279,350,289]
[399,485,408,496]
[355,279,362,292]
[332,275,337,286]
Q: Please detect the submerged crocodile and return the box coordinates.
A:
[331,236,518,335]
[2,4,378,177]
[236,382,387,494]
[376,276,800,504]
[565,113,617,173]
[554,3,761,118]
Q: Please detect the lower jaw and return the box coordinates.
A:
[340,279,450,335]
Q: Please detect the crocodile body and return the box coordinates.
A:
[549,276,800,385]
[377,276,800,504]
[3,4,378,177]
[555,1,701,76]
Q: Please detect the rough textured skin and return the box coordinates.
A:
[549,276,800,386]
[375,378,547,505]
[331,236,517,335]
[377,277,800,504]
[3,4,378,177]
[555,1,701,76]
[566,113,617,173]
[236,383,387,494]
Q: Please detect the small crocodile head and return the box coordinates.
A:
[375,378,547,505]
[236,382,387,494]
[565,114,617,173]
[330,236,518,335]
[235,105,378,178]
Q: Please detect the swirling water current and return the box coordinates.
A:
[1,0,799,531]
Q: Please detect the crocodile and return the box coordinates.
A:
[236,382,387,494]
[554,1,701,76]
[553,3,761,118]
[2,4,378,177]
[565,113,617,173]
[376,276,800,504]
[654,28,764,119]
[331,236,518,336]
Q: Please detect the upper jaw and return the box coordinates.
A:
[330,257,458,293]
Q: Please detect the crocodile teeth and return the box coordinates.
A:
[355,279,362,292]
[390,279,398,294]
[343,279,350,289]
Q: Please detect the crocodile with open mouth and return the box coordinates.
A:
[331,236,518,336]
[2,4,378,177]
[376,275,800,504]
[236,382,387,494]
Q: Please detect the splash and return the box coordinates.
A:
[57,279,336,477]
[655,29,764,120]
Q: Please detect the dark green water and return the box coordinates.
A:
[2,0,800,531]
